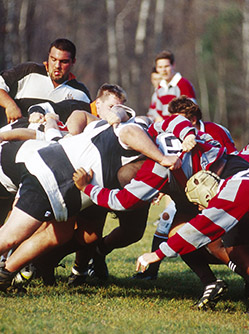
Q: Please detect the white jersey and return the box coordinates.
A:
[5,119,143,221]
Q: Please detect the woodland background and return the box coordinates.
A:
[0,0,248,148]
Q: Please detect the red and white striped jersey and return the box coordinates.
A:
[158,168,249,258]
[155,73,196,118]
[199,120,237,154]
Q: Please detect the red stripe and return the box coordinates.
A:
[167,233,197,254]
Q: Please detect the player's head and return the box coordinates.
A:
[151,67,162,89]
[155,50,175,83]
[168,95,202,126]
[47,39,76,87]
[48,38,76,60]
[185,170,220,208]
[96,83,127,118]
[96,83,127,103]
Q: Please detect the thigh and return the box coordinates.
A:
[116,204,150,232]
[0,206,42,247]
[222,213,249,247]
[75,205,108,244]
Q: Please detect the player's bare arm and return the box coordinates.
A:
[119,124,181,169]
[0,89,22,123]
[0,128,36,143]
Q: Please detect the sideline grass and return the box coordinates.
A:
[1,203,249,334]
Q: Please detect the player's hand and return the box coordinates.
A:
[105,112,122,128]
[45,113,59,122]
[6,105,22,123]
[160,155,182,170]
[29,112,45,124]
[73,167,93,191]
[152,192,165,205]
[182,134,196,152]
[136,252,161,273]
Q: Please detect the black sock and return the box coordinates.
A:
[181,249,217,286]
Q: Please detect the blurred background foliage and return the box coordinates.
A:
[0,0,248,148]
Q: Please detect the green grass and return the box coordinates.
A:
[1,203,249,334]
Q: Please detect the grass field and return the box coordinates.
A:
[1,203,249,334]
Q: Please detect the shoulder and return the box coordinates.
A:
[204,121,230,135]
[177,76,194,88]
[14,62,46,75]
[66,79,92,101]
[177,76,196,98]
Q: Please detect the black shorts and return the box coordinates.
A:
[15,174,55,222]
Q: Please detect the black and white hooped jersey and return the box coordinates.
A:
[0,62,91,119]
[11,119,143,221]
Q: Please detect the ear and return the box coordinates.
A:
[191,116,198,126]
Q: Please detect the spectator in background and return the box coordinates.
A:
[147,67,162,122]
[0,38,91,126]
[154,50,196,120]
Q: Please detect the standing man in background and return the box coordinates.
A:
[0,38,91,126]
[154,50,196,120]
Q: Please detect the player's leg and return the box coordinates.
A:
[67,205,108,286]
[4,217,76,274]
[0,206,43,290]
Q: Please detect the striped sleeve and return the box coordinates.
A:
[148,115,195,142]
[83,159,170,211]
[159,173,249,257]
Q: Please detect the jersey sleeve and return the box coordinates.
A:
[148,114,195,142]
[178,77,196,101]
[158,172,249,258]
[83,159,170,210]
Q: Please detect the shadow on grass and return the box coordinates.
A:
[44,266,246,304]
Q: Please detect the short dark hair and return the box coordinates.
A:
[168,95,202,121]
[155,50,175,65]
[49,38,76,60]
[96,83,127,103]
[151,66,158,74]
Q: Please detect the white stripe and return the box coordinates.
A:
[89,186,125,211]
[177,222,211,249]
[24,150,68,221]
[159,242,178,258]
[125,179,160,202]
[203,207,238,233]
[152,162,169,178]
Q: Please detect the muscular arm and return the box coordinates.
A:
[0,128,36,142]
[119,124,181,168]
[66,110,98,135]
[0,89,22,123]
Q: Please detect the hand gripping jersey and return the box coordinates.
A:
[0,119,143,221]
[83,116,226,211]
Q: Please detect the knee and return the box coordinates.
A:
[124,227,145,244]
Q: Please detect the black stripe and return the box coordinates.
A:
[37,144,81,216]
[91,125,139,188]
[1,141,25,186]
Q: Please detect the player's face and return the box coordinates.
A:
[96,94,122,119]
[151,72,162,89]
[47,47,75,87]
[156,58,175,83]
